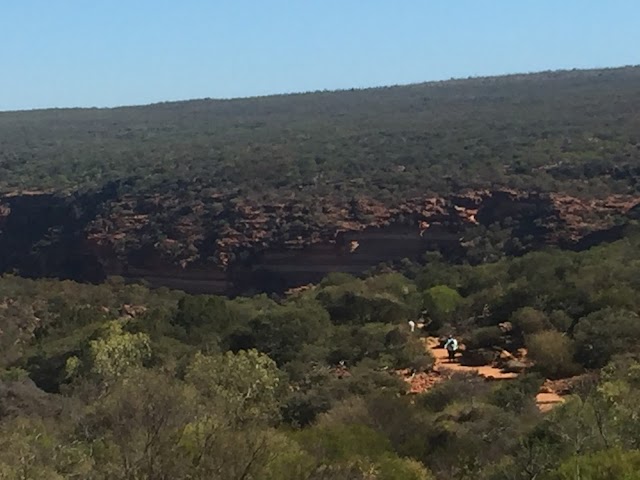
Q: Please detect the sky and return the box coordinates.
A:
[1,0,639,111]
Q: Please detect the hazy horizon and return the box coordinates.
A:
[2,64,638,114]
[2,0,639,111]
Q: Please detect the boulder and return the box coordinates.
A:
[498,349,515,361]
[120,304,148,318]
[460,348,497,367]
[498,321,513,333]
[496,349,516,367]
[503,359,528,374]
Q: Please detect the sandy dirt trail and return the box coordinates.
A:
[419,337,565,411]
[426,337,518,379]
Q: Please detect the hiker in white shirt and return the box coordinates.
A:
[444,335,458,362]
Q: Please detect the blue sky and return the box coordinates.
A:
[1,0,638,111]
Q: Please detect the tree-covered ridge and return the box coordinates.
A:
[2,230,640,478]
[1,66,640,199]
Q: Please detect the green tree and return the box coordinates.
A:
[0,417,92,479]
[594,356,640,447]
[174,295,236,343]
[185,349,283,424]
[422,285,464,331]
[250,301,332,364]
[79,369,198,480]
[178,420,303,480]
[86,320,151,383]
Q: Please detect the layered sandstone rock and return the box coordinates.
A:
[0,188,638,295]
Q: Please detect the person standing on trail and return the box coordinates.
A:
[444,335,458,362]
[408,320,416,332]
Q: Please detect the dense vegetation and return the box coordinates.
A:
[2,66,640,478]
[2,227,640,479]
[1,66,640,201]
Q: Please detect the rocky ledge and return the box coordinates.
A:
[0,187,638,295]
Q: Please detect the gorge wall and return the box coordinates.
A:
[0,188,638,296]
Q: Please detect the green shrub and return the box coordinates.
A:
[375,456,434,480]
[294,423,392,462]
[511,307,550,335]
[417,373,489,412]
[319,272,358,288]
[490,374,543,413]
[526,330,581,379]
[549,448,640,480]
[464,326,504,350]
[409,353,435,373]
[548,310,573,333]
[573,309,640,369]
[386,330,434,370]
[0,368,29,382]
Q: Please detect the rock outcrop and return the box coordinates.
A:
[0,187,637,295]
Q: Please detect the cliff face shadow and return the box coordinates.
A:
[0,189,637,295]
